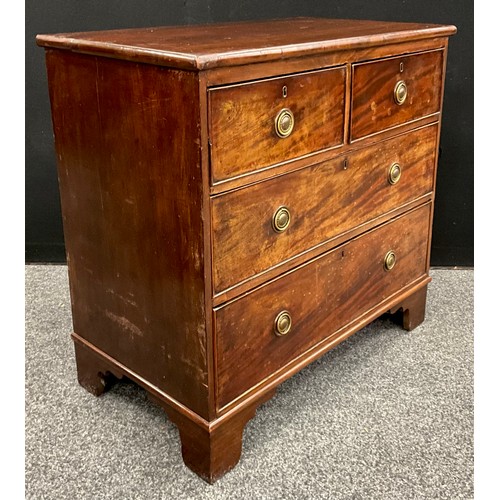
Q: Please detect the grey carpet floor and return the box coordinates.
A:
[25,266,473,500]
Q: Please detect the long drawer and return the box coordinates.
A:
[208,66,346,184]
[215,203,431,409]
[212,124,438,294]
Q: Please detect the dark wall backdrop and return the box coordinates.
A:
[26,0,473,265]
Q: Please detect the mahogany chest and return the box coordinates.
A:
[37,17,456,483]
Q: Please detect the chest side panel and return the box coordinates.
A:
[45,50,209,418]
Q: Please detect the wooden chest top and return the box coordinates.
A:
[36,17,456,69]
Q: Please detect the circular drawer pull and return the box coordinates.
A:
[388,162,402,185]
[394,80,408,105]
[272,206,291,233]
[274,310,292,336]
[275,108,295,138]
[384,250,397,271]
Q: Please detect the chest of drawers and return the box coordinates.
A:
[37,17,456,483]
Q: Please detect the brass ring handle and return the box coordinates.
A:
[384,250,397,271]
[272,206,291,233]
[275,108,295,138]
[388,163,402,185]
[274,310,292,336]
[394,80,408,105]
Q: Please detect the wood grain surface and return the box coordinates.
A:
[212,124,438,293]
[36,18,456,70]
[45,49,210,418]
[351,49,444,140]
[209,67,345,183]
[215,203,431,409]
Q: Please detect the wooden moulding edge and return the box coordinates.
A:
[36,26,456,71]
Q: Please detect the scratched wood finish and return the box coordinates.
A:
[36,18,456,70]
[209,67,345,183]
[351,49,444,141]
[212,124,438,293]
[215,203,431,409]
[45,49,210,418]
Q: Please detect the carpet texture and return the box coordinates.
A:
[25,266,473,499]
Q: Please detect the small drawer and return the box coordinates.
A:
[212,124,438,294]
[215,203,431,409]
[350,50,444,141]
[208,67,346,184]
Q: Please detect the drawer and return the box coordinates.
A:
[350,50,444,141]
[215,203,431,409]
[208,67,346,184]
[212,124,438,294]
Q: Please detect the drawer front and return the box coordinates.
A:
[212,124,437,294]
[351,50,443,141]
[209,67,346,183]
[215,203,431,408]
